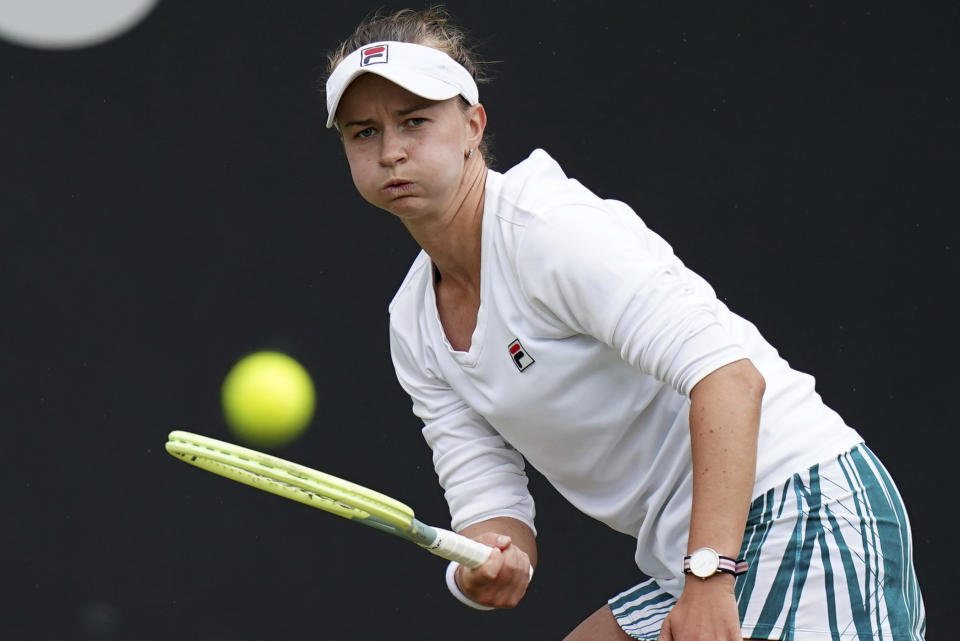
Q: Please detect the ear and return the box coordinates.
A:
[464,103,487,153]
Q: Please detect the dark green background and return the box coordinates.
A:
[4,1,953,639]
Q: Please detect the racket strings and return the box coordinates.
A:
[167,436,415,526]
[175,450,371,520]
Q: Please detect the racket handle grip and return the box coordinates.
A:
[423,527,493,568]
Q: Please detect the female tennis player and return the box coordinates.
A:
[322,7,926,640]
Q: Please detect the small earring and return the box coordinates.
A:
[466,148,474,158]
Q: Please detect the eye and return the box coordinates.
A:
[354,127,376,139]
[406,117,427,127]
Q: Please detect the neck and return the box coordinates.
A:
[402,156,487,291]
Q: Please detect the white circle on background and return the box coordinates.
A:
[0,0,160,50]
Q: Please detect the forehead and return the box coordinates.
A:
[336,73,443,123]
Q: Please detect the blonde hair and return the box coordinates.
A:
[323,5,494,163]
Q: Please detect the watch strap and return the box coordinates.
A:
[682,554,749,576]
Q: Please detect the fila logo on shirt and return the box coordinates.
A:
[361,44,388,66]
[508,339,535,372]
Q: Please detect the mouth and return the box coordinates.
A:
[383,178,414,196]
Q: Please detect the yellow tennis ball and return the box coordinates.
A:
[221,351,315,448]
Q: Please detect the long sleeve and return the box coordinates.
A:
[389,316,537,533]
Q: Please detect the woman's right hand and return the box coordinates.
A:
[456,532,532,608]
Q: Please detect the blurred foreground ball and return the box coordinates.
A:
[221,351,315,448]
[0,0,160,50]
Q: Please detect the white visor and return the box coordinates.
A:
[325,41,479,128]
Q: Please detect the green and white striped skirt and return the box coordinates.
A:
[609,445,926,640]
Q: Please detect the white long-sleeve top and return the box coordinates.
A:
[389,149,862,595]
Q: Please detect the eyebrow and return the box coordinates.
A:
[397,101,433,116]
[342,101,435,129]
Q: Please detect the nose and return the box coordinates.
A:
[379,129,407,166]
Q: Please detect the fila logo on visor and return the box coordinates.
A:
[508,339,535,372]
[361,45,388,66]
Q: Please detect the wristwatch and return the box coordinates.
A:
[682,547,749,579]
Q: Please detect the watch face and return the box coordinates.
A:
[689,548,720,578]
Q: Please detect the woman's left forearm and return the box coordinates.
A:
[686,358,765,560]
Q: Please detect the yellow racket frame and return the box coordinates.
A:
[165,430,494,568]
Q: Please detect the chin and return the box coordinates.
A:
[386,196,430,218]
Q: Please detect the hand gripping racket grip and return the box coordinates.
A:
[421,527,494,568]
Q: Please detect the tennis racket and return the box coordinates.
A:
[165,430,493,568]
